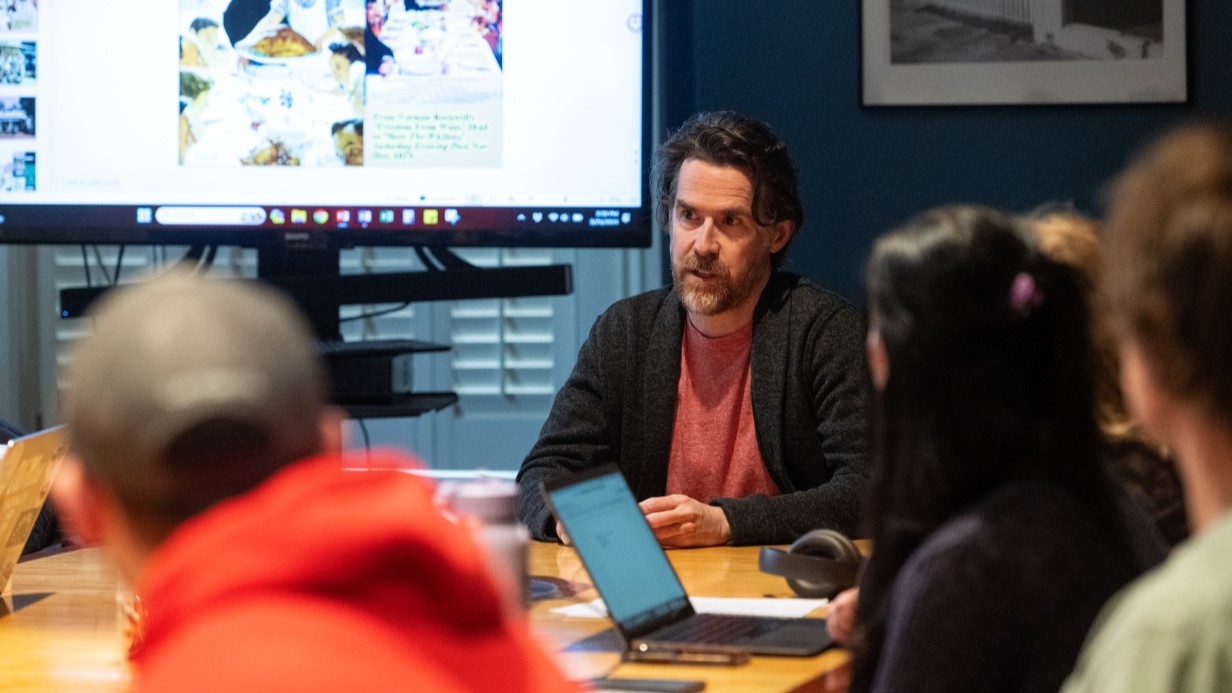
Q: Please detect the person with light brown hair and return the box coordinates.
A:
[1063,123,1232,692]
[1030,209,1188,546]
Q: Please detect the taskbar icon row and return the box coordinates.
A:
[266,207,456,228]
[131,205,635,229]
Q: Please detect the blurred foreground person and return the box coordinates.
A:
[849,206,1153,693]
[53,270,574,693]
[1064,124,1232,692]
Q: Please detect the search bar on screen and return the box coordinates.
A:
[155,206,267,225]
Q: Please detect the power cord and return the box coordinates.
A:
[337,302,411,324]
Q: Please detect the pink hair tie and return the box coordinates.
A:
[1009,272,1044,314]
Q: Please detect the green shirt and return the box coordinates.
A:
[1062,510,1232,692]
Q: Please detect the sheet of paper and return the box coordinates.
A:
[550,596,827,620]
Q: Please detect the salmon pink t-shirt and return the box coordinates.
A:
[666,319,780,502]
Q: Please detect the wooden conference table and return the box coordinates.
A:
[530,542,852,692]
[0,543,850,692]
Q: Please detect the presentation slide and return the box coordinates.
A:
[0,0,644,214]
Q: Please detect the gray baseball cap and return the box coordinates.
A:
[63,269,328,507]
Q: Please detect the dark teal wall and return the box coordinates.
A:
[662,1,1231,303]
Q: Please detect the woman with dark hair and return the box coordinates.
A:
[848,205,1153,693]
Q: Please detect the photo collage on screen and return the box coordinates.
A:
[179,0,503,168]
[0,0,36,192]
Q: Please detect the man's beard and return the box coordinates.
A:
[673,252,768,316]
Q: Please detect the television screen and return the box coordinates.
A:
[0,0,650,248]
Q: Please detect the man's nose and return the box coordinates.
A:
[694,219,720,255]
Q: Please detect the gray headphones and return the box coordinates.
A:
[758,529,862,599]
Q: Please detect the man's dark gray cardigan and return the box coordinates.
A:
[516,271,870,546]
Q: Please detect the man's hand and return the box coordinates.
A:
[554,520,572,546]
[639,494,731,547]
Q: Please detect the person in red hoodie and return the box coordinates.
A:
[51,270,576,693]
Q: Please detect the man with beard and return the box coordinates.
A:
[517,111,869,547]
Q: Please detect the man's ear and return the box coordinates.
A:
[769,219,795,254]
[318,406,347,454]
[50,455,107,547]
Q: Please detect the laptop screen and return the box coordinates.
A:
[545,467,690,633]
[0,427,65,588]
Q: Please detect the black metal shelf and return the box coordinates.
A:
[342,392,459,419]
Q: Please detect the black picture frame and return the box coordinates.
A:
[862,0,1187,105]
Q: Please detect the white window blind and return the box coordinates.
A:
[447,248,559,398]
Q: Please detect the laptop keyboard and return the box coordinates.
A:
[654,614,781,645]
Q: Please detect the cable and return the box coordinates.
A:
[424,246,476,270]
[414,246,441,271]
[337,302,411,324]
[199,245,218,272]
[112,245,126,285]
[80,245,93,287]
[182,245,206,268]
[91,245,113,285]
[355,418,372,469]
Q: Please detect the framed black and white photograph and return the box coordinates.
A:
[862,0,1187,105]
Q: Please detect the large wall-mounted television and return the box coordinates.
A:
[0,0,651,251]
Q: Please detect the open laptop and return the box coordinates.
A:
[542,465,833,657]
[0,427,66,592]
